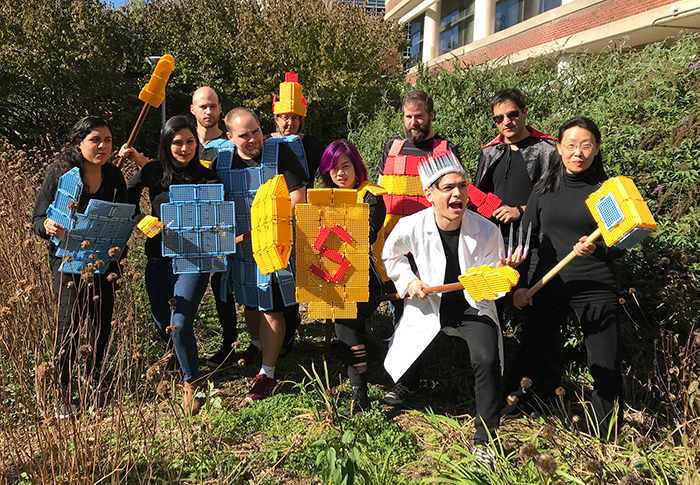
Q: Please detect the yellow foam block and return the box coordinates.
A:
[457,265,520,302]
[295,204,319,221]
[307,188,333,205]
[251,175,293,274]
[381,175,424,196]
[137,215,163,238]
[308,302,358,320]
[344,286,369,302]
[333,189,358,204]
[585,176,656,249]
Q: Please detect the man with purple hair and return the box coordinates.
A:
[318,139,386,416]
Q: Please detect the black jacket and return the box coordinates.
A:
[474,127,556,190]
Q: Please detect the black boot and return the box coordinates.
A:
[343,385,370,418]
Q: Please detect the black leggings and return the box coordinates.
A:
[333,265,382,389]
[505,283,621,436]
[52,263,117,389]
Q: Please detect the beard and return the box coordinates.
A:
[239,143,262,159]
[404,121,431,144]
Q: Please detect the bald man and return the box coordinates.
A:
[190,86,233,167]
[188,87,240,368]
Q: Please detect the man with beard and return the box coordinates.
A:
[377,90,463,405]
[223,107,308,401]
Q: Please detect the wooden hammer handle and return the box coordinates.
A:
[525,227,602,299]
[376,281,464,302]
[116,103,151,168]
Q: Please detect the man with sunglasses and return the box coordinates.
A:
[474,89,556,236]
[475,89,556,419]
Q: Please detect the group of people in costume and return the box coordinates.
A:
[33,76,625,466]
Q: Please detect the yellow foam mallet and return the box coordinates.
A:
[376,265,520,302]
[525,175,656,298]
[117,54,175,168]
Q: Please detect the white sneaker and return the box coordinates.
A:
[54,397,78,420]
[382,382,417,405]
[473,445,497,472]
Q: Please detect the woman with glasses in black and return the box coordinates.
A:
[506,116,625,439]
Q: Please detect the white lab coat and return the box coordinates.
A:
[382,207,505,382]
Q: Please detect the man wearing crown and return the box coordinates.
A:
[381,152,506,467]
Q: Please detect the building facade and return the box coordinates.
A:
[386,0,700,69]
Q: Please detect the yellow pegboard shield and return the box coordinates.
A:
[295,188,370,319]
[251,175,293,275]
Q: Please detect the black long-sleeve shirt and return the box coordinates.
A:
[126,161,220,259]
[521,169,624,290]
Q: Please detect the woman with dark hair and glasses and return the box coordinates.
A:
[505,116,625,438]
[318,140,386,416]
[33,116,126,418]
[121,115,219,414]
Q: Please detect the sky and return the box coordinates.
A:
[109,0,130,8]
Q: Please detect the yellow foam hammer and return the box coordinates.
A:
[458,265,520,302]
[117,54,175,168]
[526,175,656,299]
[250,175,294,275]
[377,264,519,302]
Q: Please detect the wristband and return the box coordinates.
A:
[516,206,524,218]
[43,218,50,227]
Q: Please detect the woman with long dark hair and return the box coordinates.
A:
[121,115,219,414]
[318,140,386,416]
[32,116,126,418]
[507,117,625,437]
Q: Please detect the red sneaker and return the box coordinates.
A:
[233,345,261,367]
[245,374,276,402]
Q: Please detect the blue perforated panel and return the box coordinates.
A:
[595,194,624,231]
[47,169,137,274]
[160,183,236,274]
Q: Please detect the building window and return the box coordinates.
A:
[495,0,561,33]
[344,0,386,14]
[405,14,424,67]
[439,0,475,55]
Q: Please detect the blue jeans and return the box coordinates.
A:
[145,257,209,382]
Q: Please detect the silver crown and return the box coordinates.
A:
[418,150,466,190]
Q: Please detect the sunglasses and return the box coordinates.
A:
[493,110,521,124]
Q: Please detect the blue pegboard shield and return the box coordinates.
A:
[46,168,137,274]
[216,140,297,310]
[160,183,236,274]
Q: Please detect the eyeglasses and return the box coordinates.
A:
[435,182,468,193]
[492,110,520,125]
[563,143,596,153]
[278,114,301,123]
